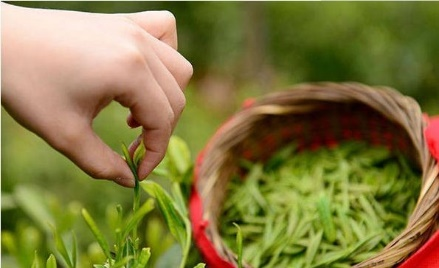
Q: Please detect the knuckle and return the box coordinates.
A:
[160,11,177,30]
[118,46,146,72]
[182,59,194,79]
[122,18,148,43]
[176,59,193,87]
[165,105,176,124]
[175,91,186,115]
[104,45,146,89]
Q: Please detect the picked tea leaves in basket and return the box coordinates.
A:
[221,141,420,267]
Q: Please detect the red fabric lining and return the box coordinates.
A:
[425,116,439,163]
[398,230,439,268]
[190,149,235,268]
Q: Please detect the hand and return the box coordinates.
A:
[1,3,193,187]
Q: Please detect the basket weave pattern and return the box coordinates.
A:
[191,82,439,268]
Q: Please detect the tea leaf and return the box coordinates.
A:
[50,226,74,268]
[121,199,155,241]
[167,136,192,182]
[121,143,136,176]
[305,230,323,267]
[81,208,112,260]
[121,237,135,268]
[111,256,135,268]
[171,182,188,217]
[233,223,243,268]
[31,251,40,268]
[133,140,146,168]
[142,181,190,268]
[142,182,186,246]
[317,194,336,243]
[1,231,17,255]
[71,231,77,268]
[14,185,55,234]
[46,254,57,268]
[152,164,169,177]
[134,248,151,268]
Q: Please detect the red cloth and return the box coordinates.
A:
[425,115,439,163]
[190,149,235,268]
[399,115,439,267]
[399,230,439,268]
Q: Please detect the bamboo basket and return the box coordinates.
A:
[189,82,439,268]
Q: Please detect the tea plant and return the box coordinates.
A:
[220,141,421,267]
[3,135,204,268]
[77,136,204,268]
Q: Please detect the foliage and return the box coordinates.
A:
[1,136,204,268]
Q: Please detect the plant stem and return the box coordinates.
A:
[133,173,140,241]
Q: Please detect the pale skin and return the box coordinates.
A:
[1,3,193,187]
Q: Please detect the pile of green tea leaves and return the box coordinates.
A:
[220,141,421,268]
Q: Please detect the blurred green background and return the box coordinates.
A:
[2,1,439,267]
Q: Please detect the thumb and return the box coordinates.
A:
[52,121,135,187]
[125,10,178,49]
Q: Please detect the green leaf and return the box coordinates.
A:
[133,140,146,168]
[121,199,155,241]
[31,251,41,268]
[167,136,192,182]
[14,185,55,234]
[142,181,190,268]
[121,143,136,175]
[71,231,77,268]
[121,237,135,268]
[151,164,169,177]
[50,226,74,268]
[134,248,151,268]
[111,256,135,268]
[171,182,188,217]
[305,230,323,268]
[81,208,112,260]
[193,264,206,268]
[233,223,243,268]
[317,194,336,243]
[142,182,187,246]
[46,254,57,268]
[1,231,17,255]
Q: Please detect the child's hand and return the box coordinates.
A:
[1,3,193,187]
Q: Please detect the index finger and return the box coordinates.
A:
[125,11,178,49]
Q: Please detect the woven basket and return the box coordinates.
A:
[189,82,439,268]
